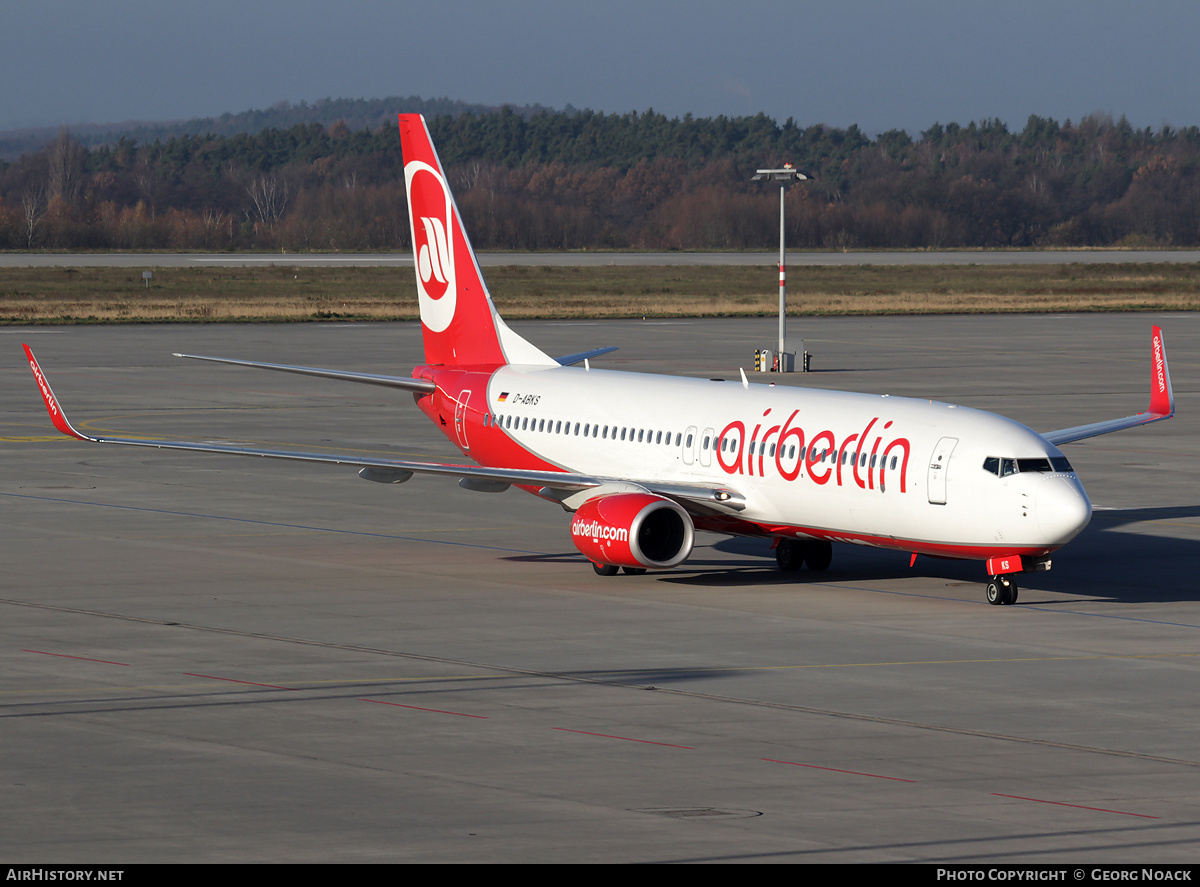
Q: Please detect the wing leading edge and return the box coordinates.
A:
[1043,326,1174,446]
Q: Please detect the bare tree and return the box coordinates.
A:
[202,207,233,244]
[454,161,484,192]
[246,174,292,225]
[47,127,86,206]
[21,187,46,248]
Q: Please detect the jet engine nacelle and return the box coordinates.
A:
[570,493,695,569]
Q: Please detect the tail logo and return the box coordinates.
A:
[417,216,450,293]
[405,160,457,332]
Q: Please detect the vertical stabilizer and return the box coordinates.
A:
[398,114,554,368]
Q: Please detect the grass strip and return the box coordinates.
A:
[2,262,1198,324]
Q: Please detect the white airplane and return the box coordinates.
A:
[24,114,1175,606]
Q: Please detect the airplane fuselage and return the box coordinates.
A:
[416,363,1093,561]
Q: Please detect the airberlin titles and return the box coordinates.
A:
[1153,332,1167,399]
[485,386,912,494]
[24,345,76,439]
[570,518,629,543]
[719,408,911,491]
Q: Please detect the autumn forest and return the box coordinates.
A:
[2,106,1199,252]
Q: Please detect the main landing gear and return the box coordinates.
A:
[986,574,1019,606]
[775,539,833,573]
[591,562,646,576]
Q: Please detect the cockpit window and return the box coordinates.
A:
[984,455,1075,477]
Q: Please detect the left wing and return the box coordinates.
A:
[23,345,744,514]
[1043,326,1174,445]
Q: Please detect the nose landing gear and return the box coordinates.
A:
[986,574,1019,605]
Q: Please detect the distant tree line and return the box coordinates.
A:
[2,109,1199,251]
[0,96,560,162]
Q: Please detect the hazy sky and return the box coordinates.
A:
[3,1,1198,135]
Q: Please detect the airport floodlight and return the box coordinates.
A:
[753,164,812,371]
[750,166,811,184]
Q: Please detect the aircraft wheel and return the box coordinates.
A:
[592,562,619,576]
[622,567,647,575]
[775,539,804,571]
[986,578,1004,605]
[986,575,1018,605]
[804,541,833,572]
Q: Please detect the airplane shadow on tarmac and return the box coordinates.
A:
[1032,505,1200,605]
[664,506,1200,604]
[502,506,1200,604]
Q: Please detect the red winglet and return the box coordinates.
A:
[22,344,90,441]
[1148,325,1173,418]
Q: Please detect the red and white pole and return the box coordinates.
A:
[778,182,787,366]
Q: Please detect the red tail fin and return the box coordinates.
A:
[398,114,553,368]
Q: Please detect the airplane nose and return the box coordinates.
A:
[1036,476,1092,544]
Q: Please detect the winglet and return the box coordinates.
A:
[1148,325,1173,418]
[22,344,92,441]
[1043,326,1176,445]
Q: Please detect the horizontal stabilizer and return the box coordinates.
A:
[556,346,619,366]
[174,353,436,394]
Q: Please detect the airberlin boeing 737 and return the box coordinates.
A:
[25,114,1176,605]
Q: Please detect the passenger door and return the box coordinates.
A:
[927,436,958,504]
